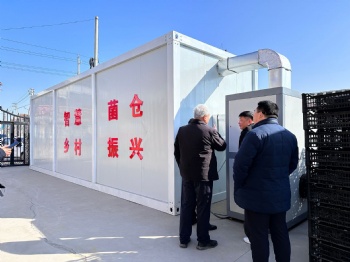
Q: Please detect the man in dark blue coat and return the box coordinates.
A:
[233,100,298,262]
[174,104,226,250]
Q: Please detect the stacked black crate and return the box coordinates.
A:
[302,90,350,262]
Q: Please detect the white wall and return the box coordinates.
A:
[95,45,169,202]
[31,92,54,170]
[55,76,93,181]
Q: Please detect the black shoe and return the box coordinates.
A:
[209,224,217,231]
[179,239,190,248]
[196,240,218,250]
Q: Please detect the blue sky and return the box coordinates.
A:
[1,0,350,114]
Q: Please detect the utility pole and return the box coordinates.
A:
[94,16,99,67]
[28,88,35,96]
[12,103,18,114]
[77,55,81,74]
[27,89,34,116]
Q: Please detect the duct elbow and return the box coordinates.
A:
[216,48,292,89]
[258,49,291,71]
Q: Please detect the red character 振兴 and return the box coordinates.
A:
[129,137,143,160]
[107,137,119,158]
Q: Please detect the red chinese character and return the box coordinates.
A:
[74,108,82,126]
[64,138,69,153]
[129,137,143,160]
[64,112,70,127]
[129,94,143,117]
[108,99,118,121]
[107,137,119,158]
[74,138,82,156]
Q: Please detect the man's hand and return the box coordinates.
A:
[0,146,12,157]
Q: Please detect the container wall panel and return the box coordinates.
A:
[95,45,169,201]
[31,93,54,170]
[55,77,92,181]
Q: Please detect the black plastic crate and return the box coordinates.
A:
[302,90,350,113]
[310,237,350,262]
[309,202,350,229]
[308,168,350,189]
[304,110,350,130]
[309,222,350,249]
[307,150,350,169]
[305,130,350,149]
[309,184,350,209]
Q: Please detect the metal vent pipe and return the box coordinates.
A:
[217,49,292,89]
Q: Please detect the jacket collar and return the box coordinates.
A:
[188,118,207,125]
[252,117,278,129]
[243,123,254,131]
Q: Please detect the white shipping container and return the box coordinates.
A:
[30,31,255,215]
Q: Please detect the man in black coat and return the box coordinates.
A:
[237,110,254,244]
[174,104,226,250]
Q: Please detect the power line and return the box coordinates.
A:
[17,104,30,110]
[13,89,34,106]
[0,18,98,79]
[1,61,77,74]
[1,65,75,77]
[15,94,30,105]
[1,19,94,31]
[0,46,89,64]
[1,37,90,58]
[13,89,30,104]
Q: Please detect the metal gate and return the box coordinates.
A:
[0,107,30,166]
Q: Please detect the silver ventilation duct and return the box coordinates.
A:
[217,49,292,89]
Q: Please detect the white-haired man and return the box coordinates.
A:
[174,104,226,250]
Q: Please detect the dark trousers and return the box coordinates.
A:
[245,210,290,262]
[179,179,213,244]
